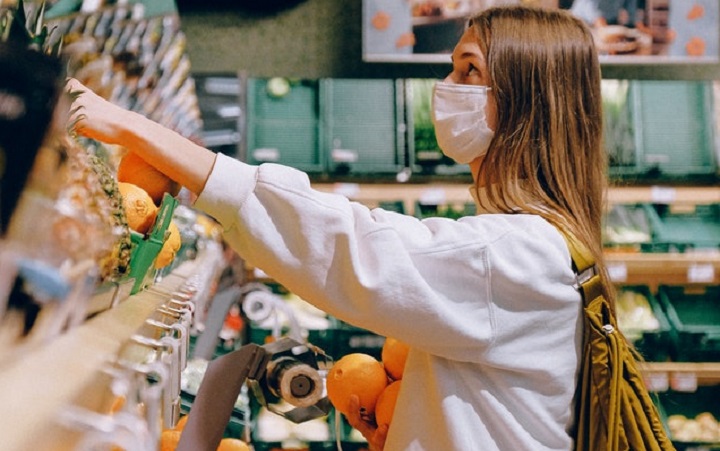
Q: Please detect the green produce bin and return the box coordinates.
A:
[322,78,406,175]
[245,78,325,172]
[615,285,673,362]
[643,203,720,252]
[605,80,717,181]
[656,386,720,450]
[657,285,720,362]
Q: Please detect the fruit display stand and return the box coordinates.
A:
[0,242,225,451]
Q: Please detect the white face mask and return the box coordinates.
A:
[431,81,495,164]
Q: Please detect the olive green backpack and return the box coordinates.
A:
[563,231,676,451]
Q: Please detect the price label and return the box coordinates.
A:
[333,183,360,199]
[650,186,676,204]
[670,372,698,392]
[607,262,628,283]
[687,264,714,283]
[419,187,447,206]
[643,372,669,393]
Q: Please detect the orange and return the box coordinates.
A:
[216,438,251,451]
[375,380,401,428]
[117,150,181,206]
[118,182,158,234]
[154,221,182,269]
[160,429,181,451]
[326,353,388,416]
[381,337,410,380]
[174,414,189,431]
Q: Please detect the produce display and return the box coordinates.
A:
[667,412,720,443]
[616,288,661,341]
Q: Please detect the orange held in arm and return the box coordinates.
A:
[381,337,410,381]
[118,182,158,234]
[154,221,182,269]
[217,438,251,451]
[117,150,181,205]
[375,379,402,428]
[326,353,388,417]
[173,414,189,431]
[160,429,182,451]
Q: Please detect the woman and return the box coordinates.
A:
[68,6,612,450]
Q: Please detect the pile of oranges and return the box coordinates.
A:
[116,151,181,269]
[326,336,410,430]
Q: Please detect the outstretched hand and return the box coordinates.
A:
[65,77,130,145]
[345,395,388,451]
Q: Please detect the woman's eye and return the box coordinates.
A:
[467,65,480,76]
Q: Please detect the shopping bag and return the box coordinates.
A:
[562,231,675,451]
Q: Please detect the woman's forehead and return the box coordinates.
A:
[452,27,483,62]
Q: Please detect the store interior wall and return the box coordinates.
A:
[176,0,446,79]
[176,0,720,80]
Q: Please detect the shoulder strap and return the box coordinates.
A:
[561,230,604,305]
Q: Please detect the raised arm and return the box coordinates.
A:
[66,78,217,195]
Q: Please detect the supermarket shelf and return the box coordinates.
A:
[639,362,720,386]
[606,251,720,287]
[0,257,206,451]
[312,183,720,212]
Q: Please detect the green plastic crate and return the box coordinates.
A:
[657,285,720,362]
[606,80,717,179]
[656,386,720,450]
[127,193,178,294]
[615,285,673,362]
[643,203,720,251]
[245,78,325,172]
[322,78,406,174]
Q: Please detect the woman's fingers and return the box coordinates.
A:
[345,395,387,451]
[64,78,126,144]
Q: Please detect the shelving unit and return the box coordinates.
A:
[0,246,224,451]
[311,181,720,386]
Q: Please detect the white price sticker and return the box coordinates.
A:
[607,262,628,283]
[419,187,447,206]
[650,186,676,204]
[333,183,360,199]
[643,372,669,393]
[687,264,715,283]
[670,372,698,392]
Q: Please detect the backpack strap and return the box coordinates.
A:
[561,230,604,304]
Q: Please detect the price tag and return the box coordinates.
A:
[670,372,698,392]
[650,186,676,204]
[643,372,669,392]
[333,183,360,199]
[419,187,447,206]
[687,264,714,283]
[607,262,628,283]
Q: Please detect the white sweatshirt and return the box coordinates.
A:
[194,154,583,451]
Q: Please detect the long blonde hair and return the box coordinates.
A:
[470,6,615,304]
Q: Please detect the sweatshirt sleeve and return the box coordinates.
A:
[193,154,571,362]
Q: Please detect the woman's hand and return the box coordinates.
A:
[65,77,131,145]
[345,395,389,451]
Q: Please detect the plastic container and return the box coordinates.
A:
[643,203,720,252]
[657,285,720,362]
[656,386,720,450]
[127,193,178,294]
[616,285,673,362]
